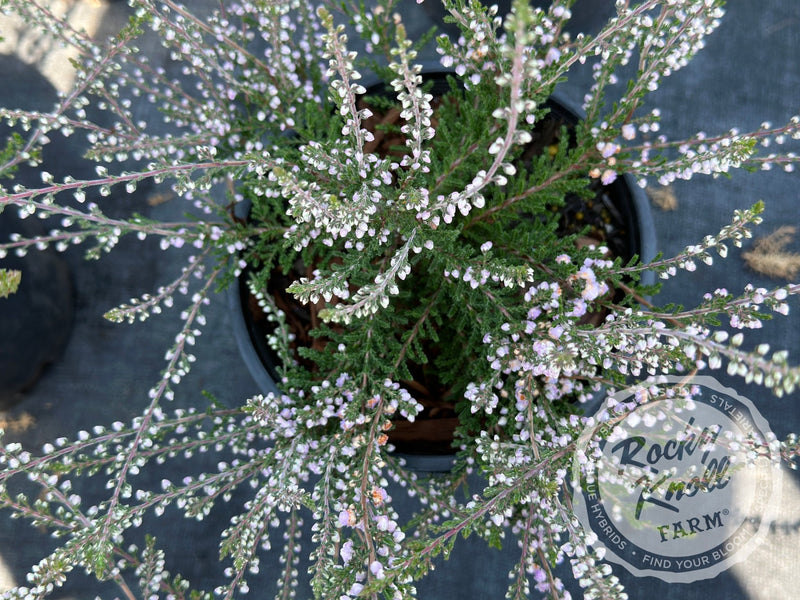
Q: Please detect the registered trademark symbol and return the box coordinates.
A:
[723,509,729,516]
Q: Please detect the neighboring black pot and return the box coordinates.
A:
[227,84,656,472]
[0,212,75,409]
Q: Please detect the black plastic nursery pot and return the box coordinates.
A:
[227,79,656,472]
[0,204,75,409]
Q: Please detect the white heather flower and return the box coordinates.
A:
[601,169,617,185]
[370,487,387,506]
[340,540,354,564]
[570,299,588,317]
[545,47,561,65]
[622,123,636,140]
[598,142,619,158]
[338,509,356,527]
[370,561,385,579]
[375,515,395,532]
[573,267,609,301]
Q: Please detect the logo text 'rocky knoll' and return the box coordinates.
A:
[610,417,731,519]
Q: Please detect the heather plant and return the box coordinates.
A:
[0,1,799,599]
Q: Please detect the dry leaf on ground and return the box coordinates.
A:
[743,225,800,279]
[0,411,36,433]
[647,185,678,210]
